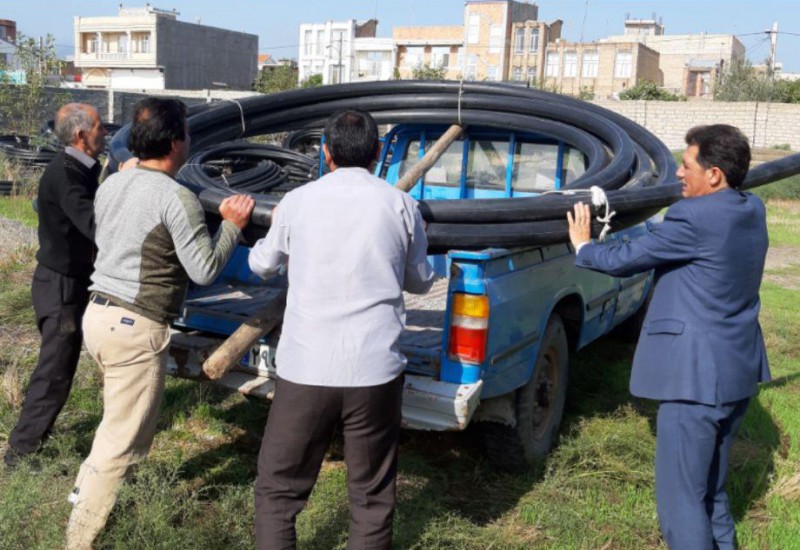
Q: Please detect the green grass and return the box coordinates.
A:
[0,195,38,228]
[765,201,800,247]
[0,199,799,549]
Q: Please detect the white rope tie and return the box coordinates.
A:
[221,98,247,137]
[543,186,617,242]
[589,185,616,241]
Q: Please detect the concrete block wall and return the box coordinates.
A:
[592,100,800,151]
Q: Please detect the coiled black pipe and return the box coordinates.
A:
[281,128,323,156]
[108,81,800,251]
[178,142,318,194]
[0,135,60,167]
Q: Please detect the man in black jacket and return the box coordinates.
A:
[4,103,106,468]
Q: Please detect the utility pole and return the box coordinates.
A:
[337,32,343,84]
[768,21,778,81]
[39,35,44,78]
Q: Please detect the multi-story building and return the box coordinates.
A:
[393,25,464,80]
[461,0,542,81]
[353,37,395,82]
[73,5,257,90]
[298,19,393,85]
[542,40,660,98]
[393,1,561,83]
[508,19,562,85]
[604,17,745,98]
[0,19,17,70]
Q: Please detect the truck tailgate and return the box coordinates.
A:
[400,276,448,374]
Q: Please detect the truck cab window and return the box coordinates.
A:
[466,140,507,191]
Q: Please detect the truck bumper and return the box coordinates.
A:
[166,332,482,432]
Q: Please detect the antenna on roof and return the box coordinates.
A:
[580,0,589,43]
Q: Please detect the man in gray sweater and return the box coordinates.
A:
[65,98,254,549]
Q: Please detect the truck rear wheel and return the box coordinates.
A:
[482,314,569,471]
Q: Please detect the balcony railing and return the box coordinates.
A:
[77,51,155,64]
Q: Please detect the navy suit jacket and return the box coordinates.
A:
[576,188,770,405]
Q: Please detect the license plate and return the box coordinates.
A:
[240,344,276,374]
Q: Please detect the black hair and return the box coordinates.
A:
[128,98,188,161]
[323,109,379,168]
[684,124,751,189]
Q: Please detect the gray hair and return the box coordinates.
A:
[54,104,96,146]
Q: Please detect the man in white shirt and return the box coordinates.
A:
[248,109,435,549]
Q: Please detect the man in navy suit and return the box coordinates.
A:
[567,124,770,550]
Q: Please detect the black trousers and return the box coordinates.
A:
[255,375,404,550]
[8,264,90,455]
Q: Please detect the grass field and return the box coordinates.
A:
[0,196,799,549]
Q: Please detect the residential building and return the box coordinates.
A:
[353,37,395,82]
[393,0,561,82]
[0,19,17,69]
[298,19,392,85]
[461,0,543,82]
[604,17,745,98]
[542,40,660,98]
[258,54,297,73]
[73,5,257,90]
[508,19,562,85]
[393,25,463,80]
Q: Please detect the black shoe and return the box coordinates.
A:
[3,448,41,472]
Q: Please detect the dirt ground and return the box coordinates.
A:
[764,245,800,290]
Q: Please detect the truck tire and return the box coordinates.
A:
[482,314,569,471]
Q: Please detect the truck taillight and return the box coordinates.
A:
[448,293,489,364]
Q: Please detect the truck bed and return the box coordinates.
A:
[175,276,450,375]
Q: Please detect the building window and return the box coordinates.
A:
[614,51,633,78]
[83,35,98,54]
[316,30,324,56]
[487,65,499,81]
[529,29,540,53]
[545,52,559,77]
[489,24,503,54]
[431,46,450,68]
[304,30,312,56]
[527,66,537,85]
[514,28,525,53]
[331,30,345,53]
[563,52,577,78]
[466,54,478,80]
[582,52,599,78]
[404,46,424,68]
[513,66,524,81]
[468,14,480,44]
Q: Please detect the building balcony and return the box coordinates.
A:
[75,51,157,67]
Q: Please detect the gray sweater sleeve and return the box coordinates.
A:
[164,187,241,285]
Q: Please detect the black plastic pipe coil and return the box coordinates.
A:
[110,81,800,252]
[0,135,60,167]
[178,142,318,194]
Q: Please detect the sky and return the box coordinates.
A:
[3,1,799,71]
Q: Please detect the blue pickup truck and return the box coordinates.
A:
[167,124,654,470]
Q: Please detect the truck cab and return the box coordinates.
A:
[168,124,654,470]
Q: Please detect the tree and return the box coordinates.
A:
[714,59,774,102]
[619,80,684,101]
[0,33,71,135]
[301,74,323,88]
[254,64,298,94]
[412,64,446,81]
[774,79,800,104]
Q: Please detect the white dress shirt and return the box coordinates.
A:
[248,166,435,387]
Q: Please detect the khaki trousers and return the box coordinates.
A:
[66,299,170,549]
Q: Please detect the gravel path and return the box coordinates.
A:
[0,217,37,256]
